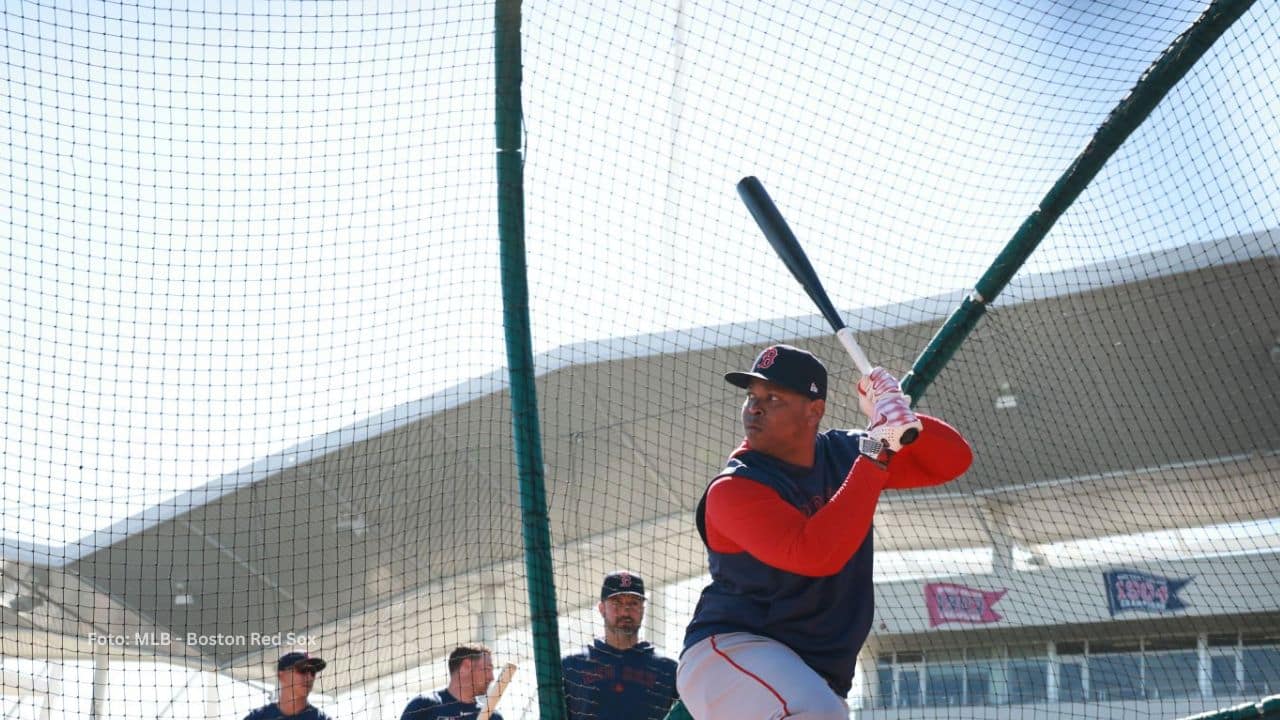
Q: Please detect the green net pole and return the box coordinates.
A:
[900,0,1258,403]
[663,700,694,720]
[495,1,566,718]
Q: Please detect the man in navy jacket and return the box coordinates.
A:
[562,571,678,720]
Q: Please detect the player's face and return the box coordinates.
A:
[467,653,495,695]
[741,379,822,455]
[280,665,317,695]
[600,594,645,637]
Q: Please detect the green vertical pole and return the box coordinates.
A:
[900,0,1257,403]
[495,1,566,718]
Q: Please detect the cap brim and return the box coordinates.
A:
[725,371,819,399]
[724,371,767,389]
[295,658,326,672]
[602,590,645,600]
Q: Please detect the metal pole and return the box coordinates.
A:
[901,0,1258,402]
[495,1,566,718]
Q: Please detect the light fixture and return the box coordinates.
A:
[172,579,195,606]
[0,564,45,614]
[8,596,43,612]
[337,513,368,538]
[994,381,1018,410]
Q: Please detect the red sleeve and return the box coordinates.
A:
[885,415,973,490]
[704,457,889,577]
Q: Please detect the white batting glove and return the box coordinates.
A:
[857,367,923,452]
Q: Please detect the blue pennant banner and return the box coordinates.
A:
[1104,569,1192,616]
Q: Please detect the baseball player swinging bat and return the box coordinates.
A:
[736,175,919,447]
[479,662,517,720]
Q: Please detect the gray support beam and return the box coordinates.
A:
[975,500,1018,578]
[90,654,109,720]
[647,583,668,656]
[205,670,222,720]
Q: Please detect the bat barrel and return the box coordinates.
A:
[736,177,848,332]
[737,177,797,249]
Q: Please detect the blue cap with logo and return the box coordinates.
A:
[600,570,646,600]
[725,344,827,400]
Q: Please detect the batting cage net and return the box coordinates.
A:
[3,1,1278,719]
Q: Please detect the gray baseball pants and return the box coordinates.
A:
[677,633,849,719]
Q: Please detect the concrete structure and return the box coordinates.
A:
[2,231,1278,717]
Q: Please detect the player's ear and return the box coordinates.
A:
[808,398,825,423]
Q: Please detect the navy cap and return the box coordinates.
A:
[725,344,827,400]
[278,651,326,673]
[600,570,645,600]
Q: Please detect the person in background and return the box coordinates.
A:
[400,644,503,720]
[244,651,333,720]
[563,571,679,720]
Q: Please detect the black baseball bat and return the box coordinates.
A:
[736,176,873,375]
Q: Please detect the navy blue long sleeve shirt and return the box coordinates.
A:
[562,640,678,720]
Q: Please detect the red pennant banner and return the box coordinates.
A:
[924,582,1007,627]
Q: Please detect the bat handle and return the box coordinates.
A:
[479,663,517,720]
[836,327,874,376]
